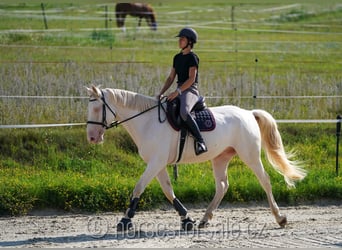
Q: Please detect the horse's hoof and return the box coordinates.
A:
[198,220,209,228]
[181,217,196,231]
[117,217,133,231]
[278,215,287,228]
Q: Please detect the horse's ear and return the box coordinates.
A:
[85,86,92,96]
[86,85,101,99]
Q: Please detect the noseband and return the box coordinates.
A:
[87,90,118,130]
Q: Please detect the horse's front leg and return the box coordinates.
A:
[116,159,164,231]
[156,168,195,231]
[199,150,233,228]
[117,14,126,32]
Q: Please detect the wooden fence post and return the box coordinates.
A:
[104,5,108,29]
[336,115,341,176]
[41,3,48,29]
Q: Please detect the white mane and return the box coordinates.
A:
[107,88,158,111]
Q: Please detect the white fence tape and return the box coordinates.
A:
[0,123,86,129]
[206,95,342,99]
[1,95,341,99]
[0,95,88,99]
[276,119,340,124]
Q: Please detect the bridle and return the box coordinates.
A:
[86,90,118,130]
[87,90,167,130]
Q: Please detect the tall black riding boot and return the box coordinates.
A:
[184,115,208,155]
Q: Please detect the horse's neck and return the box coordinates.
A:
[118,106,152,149]
[106,88,159,146]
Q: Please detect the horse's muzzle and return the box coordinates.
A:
[152,22,157,31]
[87,127,104,144]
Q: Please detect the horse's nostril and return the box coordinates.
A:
[90,137,95,142]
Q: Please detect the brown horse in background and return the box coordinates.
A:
[115,3,157,31]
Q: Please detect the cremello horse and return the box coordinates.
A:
[86,86,306,231]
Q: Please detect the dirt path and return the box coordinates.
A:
[0,202,341,248]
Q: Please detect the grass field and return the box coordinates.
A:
[0,0,341,215]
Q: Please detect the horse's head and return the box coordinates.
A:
[86,86,116,144]
[151,21,157,31]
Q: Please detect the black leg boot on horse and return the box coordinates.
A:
[184,114,208,155]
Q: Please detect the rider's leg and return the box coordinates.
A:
[184,114,207,155]
[179,91,207,155]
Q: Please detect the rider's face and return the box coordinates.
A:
[178,36,188,49]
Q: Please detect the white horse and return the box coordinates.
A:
[86,85,306,231]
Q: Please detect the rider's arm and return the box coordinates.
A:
[159,68,176,97]
[167,66,197,101]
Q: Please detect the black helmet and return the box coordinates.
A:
[176,27,198,43]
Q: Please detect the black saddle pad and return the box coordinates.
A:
[166,99,216,132]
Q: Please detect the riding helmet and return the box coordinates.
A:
[176,27,198,43]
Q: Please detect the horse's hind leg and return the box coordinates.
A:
[156,168,195,230]
[199,147,235,228]
[241,155,287,227]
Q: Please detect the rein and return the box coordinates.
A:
[112,99,167,128]
[87,91,167,130]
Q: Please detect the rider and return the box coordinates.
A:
[158,27,207,155]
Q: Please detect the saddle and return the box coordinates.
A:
[166,96,216,132]
[166,97,216,162]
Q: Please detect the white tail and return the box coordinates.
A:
[253,109,307,187]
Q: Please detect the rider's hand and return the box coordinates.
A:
[167,90,179,101]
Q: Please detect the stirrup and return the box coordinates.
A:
[195,141,207,155]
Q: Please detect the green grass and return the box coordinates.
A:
[0,0,341,215]
[0,124,341,215]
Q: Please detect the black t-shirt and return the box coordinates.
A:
[173,51,199,85]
